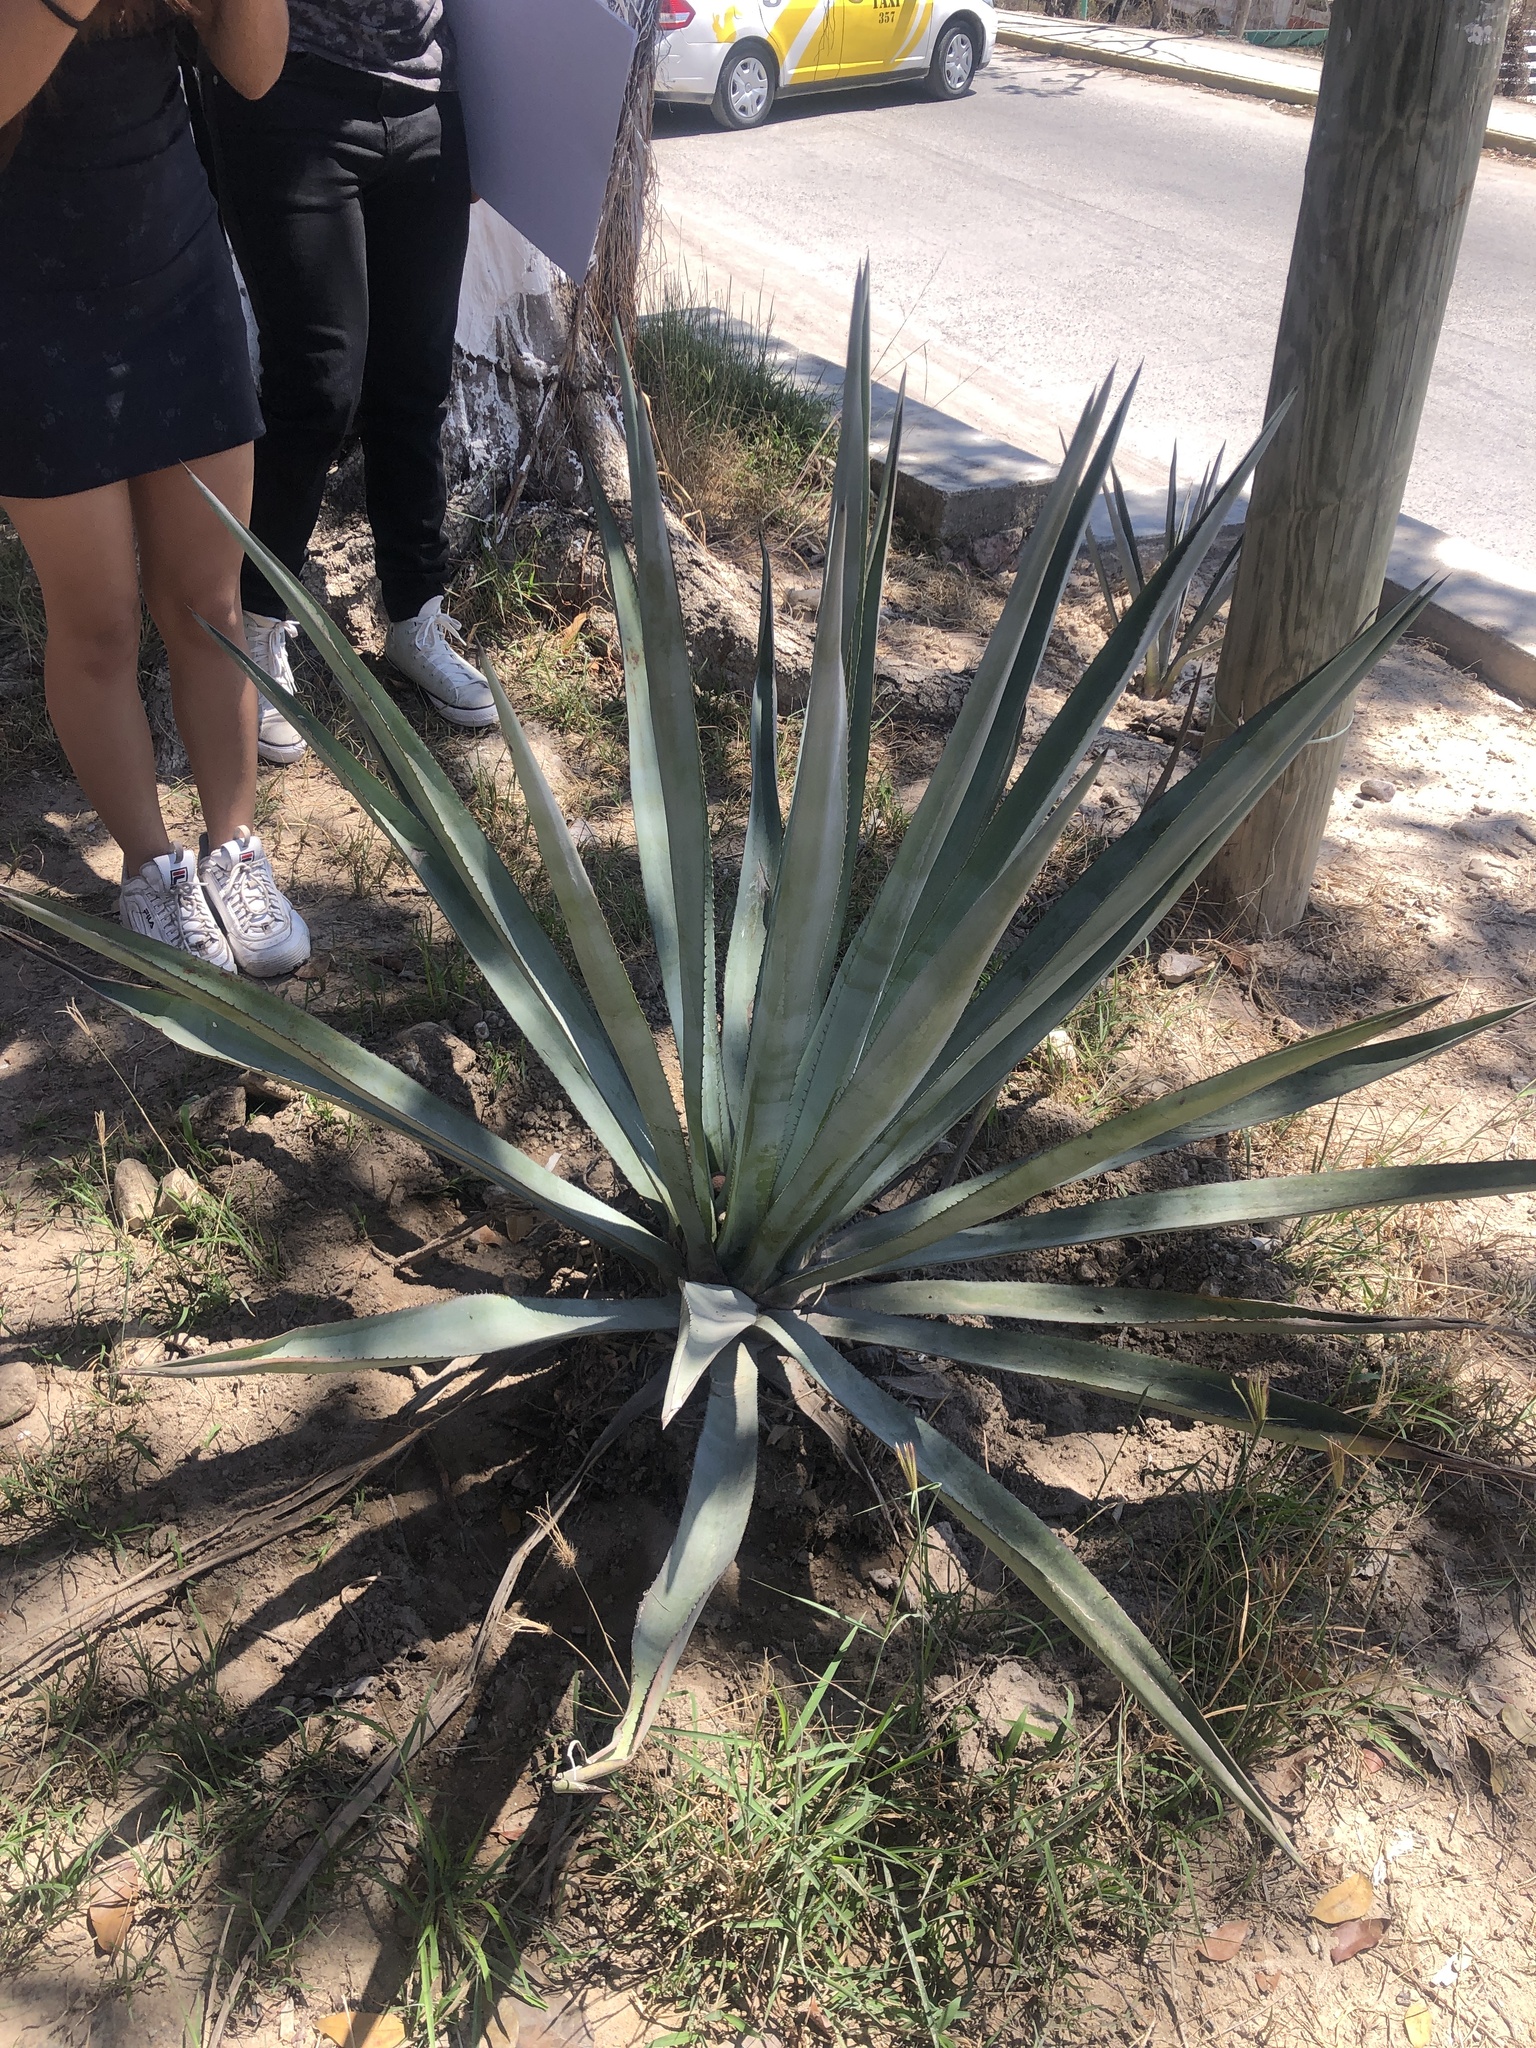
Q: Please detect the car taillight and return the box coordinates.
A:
[658,1,694,25]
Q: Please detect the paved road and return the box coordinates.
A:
[653,49,1536,579]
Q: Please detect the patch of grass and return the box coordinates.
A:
[0,1376,156,1544]
[565,1496,1214,2048]
[636,280,835,543]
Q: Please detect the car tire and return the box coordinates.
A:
[925,19,978,100]
[711,40,777,129]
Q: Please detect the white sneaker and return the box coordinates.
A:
[119,850,236,973]
[382,598,497,728]
[243,612,308,765]
[198,829,311,979]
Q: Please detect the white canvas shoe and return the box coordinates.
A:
[198,829,311,979]
[119,850,236,973]
[382,598,498,728]
[243,612,308,765]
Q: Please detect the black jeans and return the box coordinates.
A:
[205,55,471,622]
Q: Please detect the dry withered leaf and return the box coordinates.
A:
[1359,1744,1387,1775]
[1329,1916,1387,1964]
[1500,1702,1536,1748]
[87,1902,134,1956]
[1199,1920,1251,1963]
[317,2016,407,2048]
[1254,1968,1281,1994]
[1403,2001,1434,2046]
[1466,1733,1510,1798]
[1311,1873,1376,1924]
[87,1856,141,1956]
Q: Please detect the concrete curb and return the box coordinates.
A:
[773,338,1536,711]
[992,11,1536,158]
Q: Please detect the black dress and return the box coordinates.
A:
[0,23,263,499]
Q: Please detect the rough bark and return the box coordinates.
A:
[1200,0,1510,934]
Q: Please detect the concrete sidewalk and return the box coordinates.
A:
[992,10,1536,157]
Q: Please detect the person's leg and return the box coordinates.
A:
[202,60,374,617]
[130,445,258,848]
[355,88,471,622]
[0,483,169,871]
[132,446,310,978]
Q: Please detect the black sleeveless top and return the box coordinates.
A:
[0,27,262,497]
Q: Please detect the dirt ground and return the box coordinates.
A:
[0,483,1533,2048]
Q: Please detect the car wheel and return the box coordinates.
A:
[712,41,777,129]
[925,20,978,100]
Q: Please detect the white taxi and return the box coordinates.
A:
[655,0,997,130]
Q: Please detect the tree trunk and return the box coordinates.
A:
[1199,0,1509,934]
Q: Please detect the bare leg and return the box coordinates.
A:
[131,446,259,852]
[0,482,169,874]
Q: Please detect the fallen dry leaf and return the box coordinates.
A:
[87,1902,134,1956]
[1199,1920,1251,1963]
[1329,1916,1387,1964]
[1500,1702,1536,1747]
[1403,2001,1434,2046]
[1253,1968,1281,1994]
[1311,1873,1376,1924]
[1359,1744,1387,1775]
[317,2016,407,2048]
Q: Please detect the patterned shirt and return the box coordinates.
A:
[286,0,455,88]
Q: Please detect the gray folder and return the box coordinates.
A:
[444,0,639,281]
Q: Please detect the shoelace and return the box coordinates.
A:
[416,608,470,658]
[254,618,298,683]
[217,846,286,936]
[166,865,230,959]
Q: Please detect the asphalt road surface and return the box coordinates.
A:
[653,48,1536,578]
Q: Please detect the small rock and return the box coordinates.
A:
[155,1167,204,1219]
[336,1721,378,1763]
[0,1359,39,1428]
[970,527,1022,576]
[1157,949,1211,986]
[974,1659,1067,1746]
[111,1157,159,1234]
[1042,1026,1079,1070]
[1357,777,1395,802]
[1511,1072,1533,1093]
[237,1068,299,1109]
[866,1564,899,1596]
[185,1083,246,1140]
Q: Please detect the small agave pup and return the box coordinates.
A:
[6,273,1534,1857]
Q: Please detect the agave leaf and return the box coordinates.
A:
[611,338,718,1212]
[201,625,670,1210]
[821,1280,1481,1335]
[0,898,676,1275]
[558,1339,759,1788]
[130,1295,681,1377]
[829,262,873,683]
[805,1309,1528,1481]
[842,370,904,914]
[806,583,1434,1249]
[817,998,1524,1281]
[742,770,1098,1288]
[769,383,1131,1203]
[194,500,683,1219]
[763,1311,1295,1857]
[663,1281,757,1426]
[488,674,711,1254]
[721,540,784,1128]
[861,1158,1536,1274]
[721,513,851,1257]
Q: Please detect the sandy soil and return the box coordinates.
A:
[0,496,1533,2048]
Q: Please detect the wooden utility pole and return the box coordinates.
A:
[1200,0,1509,934]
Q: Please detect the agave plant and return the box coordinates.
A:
[6,276,1533,1857]
[1085,443,1242,701]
